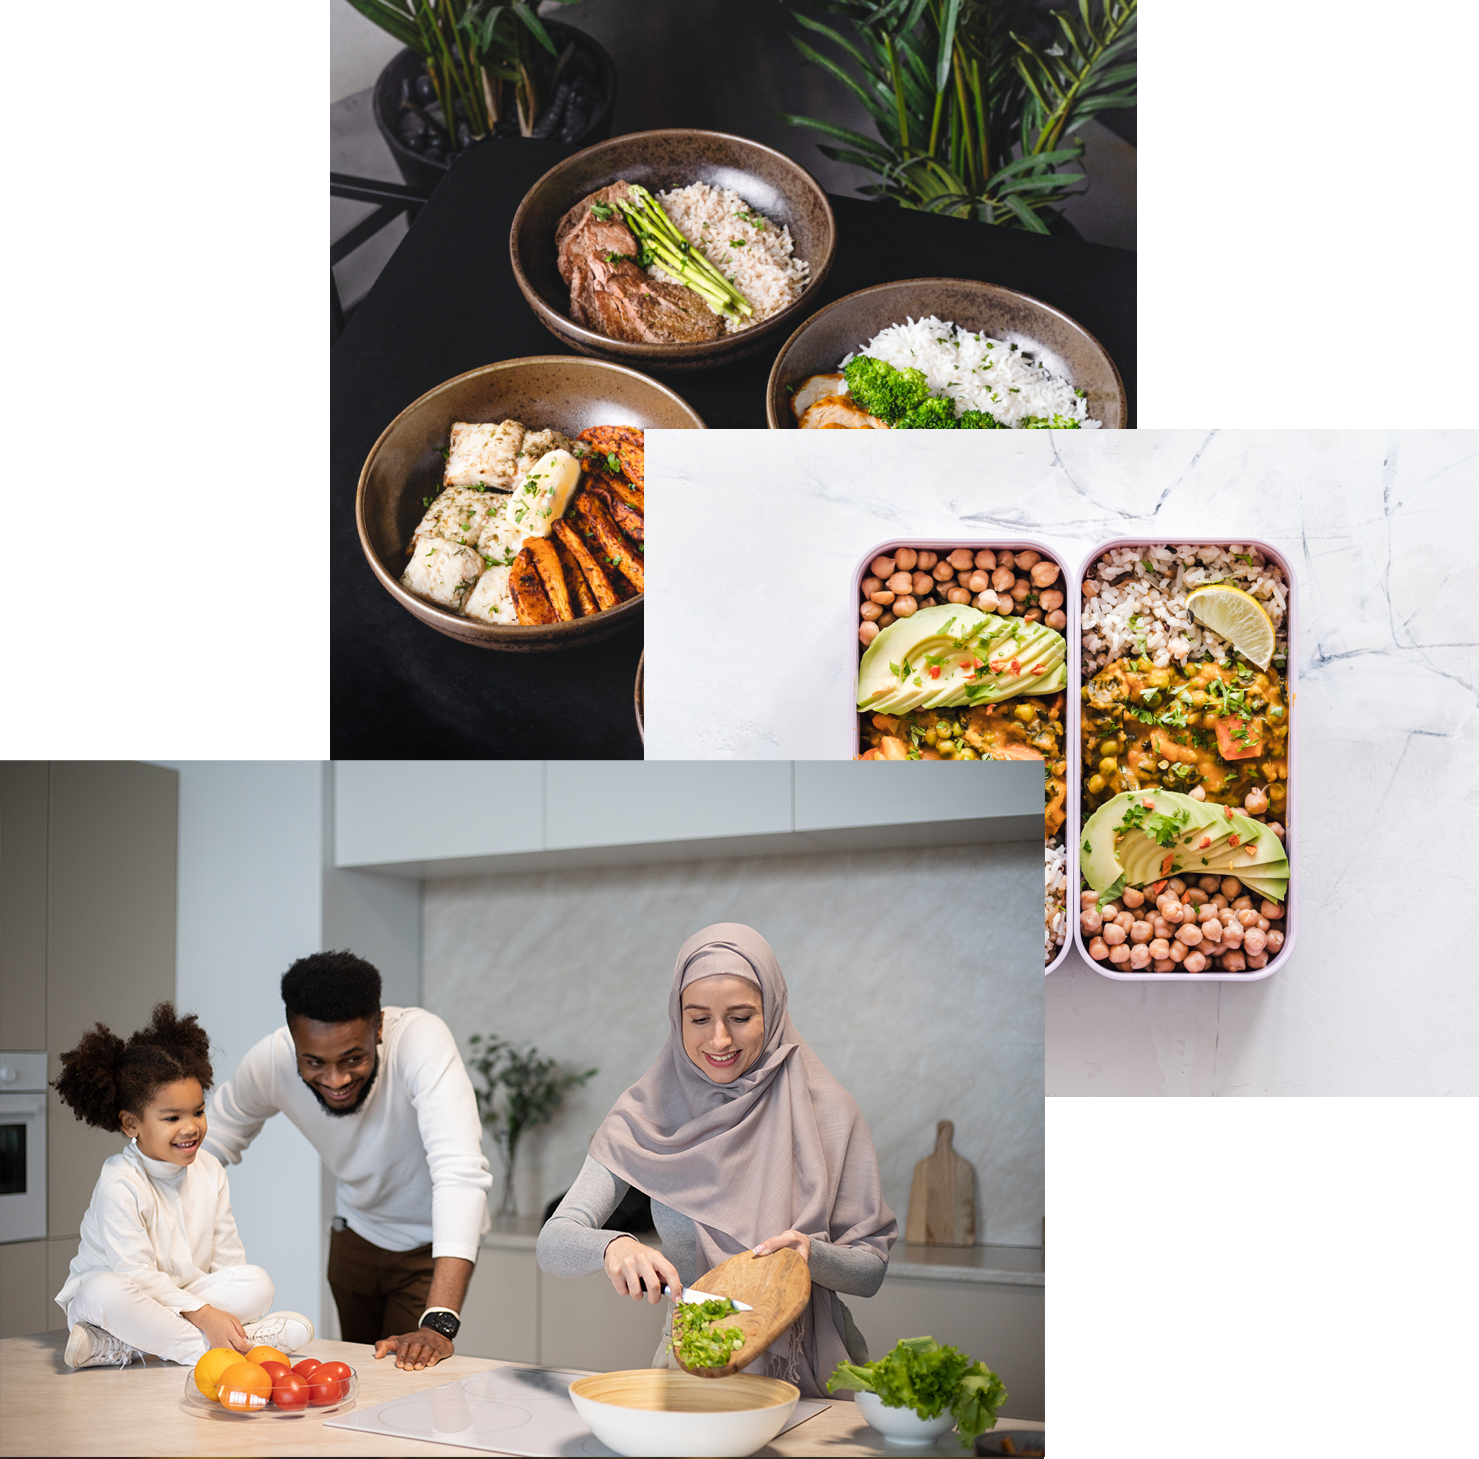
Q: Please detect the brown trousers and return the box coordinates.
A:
[327,1223,435,1343]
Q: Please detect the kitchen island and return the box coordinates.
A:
[0,1331,1043,1457]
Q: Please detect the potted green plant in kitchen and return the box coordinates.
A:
[342,0,618,193]
[781,0,1135,235]
[467,1033,597,1219]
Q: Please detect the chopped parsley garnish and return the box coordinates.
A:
[589,200,616,221]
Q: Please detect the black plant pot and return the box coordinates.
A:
[373,24,618,196]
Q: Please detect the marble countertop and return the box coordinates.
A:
[646,429,1477,1094]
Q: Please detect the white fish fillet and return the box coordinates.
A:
[400,536,482,611]
[462,566,517,624]
[412,487,500,548]
[445,420,525,490]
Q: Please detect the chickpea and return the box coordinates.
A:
[947,587,973,604]
[1153,959,1177,973]
[1243,928,1267,956]
[1211,894,1229,910]
[1183,951,1208,973]
[1162,901,1186,925]
[1100,902,1120,917]
[923,562,948,585]
[1233,895,1254,911]
[882,572,908,595]
[877,611,896,628]
[1046,609,1067,630]
[997,550,1015,569]
[967,570,990,594]
[1188,784,1207,801]
[1243,787,1269,816]
[1081,890,1100,909]
[1082,578,1099,597]
[1149,937,1171,959]
[1255,915,1270,931]
[1152,918,1173,940]
[1115,911,1134,931]
[1268,822,1286,840]
[1185,887,1209,906]
[894,547,918,571]
[1195,875,1218,894]
[1039,589,1065,611]
[947,548,975,571]
[893,595,918,618]
[1265,929,1285,954]
[870,555,896,578]
[1219,949,1247,972]
[974,549,996,570]
[1121,886,1145,909]
[1222,920,1244,947]
[1097,757,1117,777]
[1030,560,1060,588]
[1245,950,1268,968]
[1014,549,1040,569]
[1086,773,1106,794]
[1168,940,1187,963]
[1129,920,1153,943]
[916,550,938,570]
[1012,703,1035,724]
[1201,918,1222,944]
[1236,909,1258,928]
[1260,900,1284,921]
[859,622,879,647]
[1220,877,1242,900]
[1088,936,1109,961]
[1168,878,1187,895]
[1175,924,1203,947]
[1147,880,1168,898]
[1108,943,1130,964]
[1101,923,1126,946]
[1010,577,1031,603]
[991,566,1015,592]
[860,602,882,622]
[861,576,882,597]
[973,591,996,612]
[1129,944,1152,969]
[912,572,934,596]
[1219,906,1238,927]
[870,589,895,606]
[1081,908,1103,934]
[1197,903,1219,924]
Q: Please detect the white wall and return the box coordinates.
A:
[330,0,402,103]
[162,762,326,1331]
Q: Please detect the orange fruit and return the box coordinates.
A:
[246,1344,290,1368]
[193,1346,242,1401]
[216,1360,272,1412]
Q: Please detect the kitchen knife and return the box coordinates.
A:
[638,1279,753,1310]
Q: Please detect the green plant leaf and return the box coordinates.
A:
[936,0,963,93]
[510,1,556,54]
[342,0,424,53]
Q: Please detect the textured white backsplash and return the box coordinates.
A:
[421,841,1043,1247]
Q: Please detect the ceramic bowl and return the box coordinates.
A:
[357,356,702,652]
[510,129,836,371]
[635,649,645,744]
[855,1390,958,1444]
[568,1369,798,1458]
[765,278,1126,428]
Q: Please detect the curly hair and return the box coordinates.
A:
[280,950,382,1026]
[53,1002,214,1132]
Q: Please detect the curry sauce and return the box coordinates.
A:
[1081,658,1289,815]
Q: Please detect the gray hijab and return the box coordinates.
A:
[588,923,896,1398]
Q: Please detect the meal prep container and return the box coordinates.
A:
[849,537,1077,976]
[1070,537,1298,982]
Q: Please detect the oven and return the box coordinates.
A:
[0,1052,47,1243]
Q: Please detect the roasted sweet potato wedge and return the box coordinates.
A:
[553,518,619,611]
[574,491,644,594]
[584,462,644,514]
[577,425,644,490]
[555,539,597,617]
[592,483,644,543]
[510,548,558,625]
[525,537,574,622]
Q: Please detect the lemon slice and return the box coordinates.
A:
[1185,584,1276,668]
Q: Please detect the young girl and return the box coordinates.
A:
[52,1002,313,1369]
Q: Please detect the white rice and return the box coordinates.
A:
[647,183,809,334]
[840,316,1097,428]
[1080,545,1289,675]
[1045,838,1068,965]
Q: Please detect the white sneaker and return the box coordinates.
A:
[243,1310,315,1353]
[64,1322,139,1369]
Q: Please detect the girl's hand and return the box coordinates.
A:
[752,1231,812,1262]
[604,1235,684,1303]
[182,1303,250,1353]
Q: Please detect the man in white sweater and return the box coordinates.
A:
[204,951,491,1370]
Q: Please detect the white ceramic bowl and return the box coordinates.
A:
[855,1389,958,1444]
[568,1370,798,1458]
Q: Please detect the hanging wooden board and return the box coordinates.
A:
[905,1119,977,1247]
[673,1247,812,1378]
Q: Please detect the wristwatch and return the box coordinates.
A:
[418,1307,461,1341]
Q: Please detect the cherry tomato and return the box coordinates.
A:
[316,1361,352,1387]
[291,1358,321,1380]
[270,1371,311,1411]
[259,1361,291,1384]
[308,1373,344,1406]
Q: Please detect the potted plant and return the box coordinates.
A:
[343,1,618,192]
[467,1033,596,1219]
[781,0,1135,235]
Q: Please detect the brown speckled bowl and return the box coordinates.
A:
[635,649,644,744]
[511,129,835,372]
[357,356,703,652]
[765,278,1126,428]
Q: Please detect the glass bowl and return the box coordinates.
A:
[180,1356,358,1420]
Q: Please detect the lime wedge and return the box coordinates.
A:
[1185,584,1276,669]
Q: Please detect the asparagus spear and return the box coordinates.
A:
[615,184,753,321]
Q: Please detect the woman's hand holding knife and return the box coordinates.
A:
[603,1234,684,1302]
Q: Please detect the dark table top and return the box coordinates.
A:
[331,139,1135,758]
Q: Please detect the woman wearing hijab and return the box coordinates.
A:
[535,924,897,1399]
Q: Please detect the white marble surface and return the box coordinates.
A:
[646,430,1479,1094]
[419,842,1044,1244]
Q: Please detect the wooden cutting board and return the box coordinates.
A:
[673,1247,812,1378]
[905,1119,978,1247]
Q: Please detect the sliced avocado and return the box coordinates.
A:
[1235,868,1289,901]
[856,605,993,712]
[961,619,1067,703]
[1201,814,1288,875]
[1117,792,1224,887]
[1081,792,1140,893]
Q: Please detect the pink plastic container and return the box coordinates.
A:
[1070,538,1298,982]
[849,537,1077,975]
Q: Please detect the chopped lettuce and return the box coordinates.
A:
[670,1297,744,1370]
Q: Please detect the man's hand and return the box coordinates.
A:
[181,1304,251,1353]
[374,1327,455,1370]
[604,1235,684,1302]
[751,1230,812,1262]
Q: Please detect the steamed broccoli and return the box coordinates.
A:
[956,409,1005,429]
[1019,413,1082,429]
[894,396,961,430]
[843,356,932,424]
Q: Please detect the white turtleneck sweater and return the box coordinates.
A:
[204,1007,491,1262]
[55,1141,246,1313]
